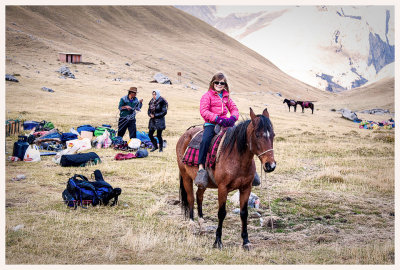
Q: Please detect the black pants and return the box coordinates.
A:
[149,129,163,149]
[118,117,136,139]
[198,125,215,166]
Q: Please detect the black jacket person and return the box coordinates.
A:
[147,89,168,152]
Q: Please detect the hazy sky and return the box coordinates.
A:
[215,6,287,17]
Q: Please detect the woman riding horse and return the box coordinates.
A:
[176,108,276,249]
[194,72,238,188]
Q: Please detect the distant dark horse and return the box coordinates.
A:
[297,101,314,114]
[176,108,276,250]
[283,99,297,112]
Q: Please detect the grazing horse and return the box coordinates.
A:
[283,98,297,112]
[176,108,276,249]
[297,101,314,114]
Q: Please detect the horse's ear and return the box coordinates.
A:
[250,107,257,126]
[263,108,269,118]
[250,107,256,120]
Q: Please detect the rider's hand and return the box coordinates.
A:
[227,116,237,127]
[216,117,229,127]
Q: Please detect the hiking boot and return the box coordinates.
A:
[150,147,158,152]
[159,148,163,152]
[252,172,261,186]
[194,169,208,188]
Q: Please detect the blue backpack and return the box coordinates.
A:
[77,125,95,133]
[62,170,121,209]
[136,131,158,143]
[61,132,78,142]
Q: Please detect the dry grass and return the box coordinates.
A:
[5,81,395,264]
[4,5,395,265]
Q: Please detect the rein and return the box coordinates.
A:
[260,162,274,231]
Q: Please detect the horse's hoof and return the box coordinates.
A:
[198,218,205,232]
[213,241,223,249]
[189,219,196,233]
[243,243,252,251]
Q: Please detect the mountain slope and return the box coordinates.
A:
[176,6,395,92]
[331,77,394,111]
[6,5,328,101]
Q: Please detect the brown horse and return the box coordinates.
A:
[297,101,314,114]
[283,98,297,112]
[176,108,276,249]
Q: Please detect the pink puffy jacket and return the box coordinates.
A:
[200,88,239,124]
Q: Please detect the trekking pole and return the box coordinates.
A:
[116,101,141,134]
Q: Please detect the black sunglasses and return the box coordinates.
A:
[213,81,226,86]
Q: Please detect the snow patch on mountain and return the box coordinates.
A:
[176,5,394,92]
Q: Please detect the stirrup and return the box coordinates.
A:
[252,172,261,186]
[194,169,208,188]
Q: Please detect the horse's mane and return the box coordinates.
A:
[222,115,273,155]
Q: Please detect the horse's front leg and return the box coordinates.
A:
[196,188,206,231]
[213,186,228,249]
[240,185,252,250]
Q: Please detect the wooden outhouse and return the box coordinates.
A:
[58,52,82,63]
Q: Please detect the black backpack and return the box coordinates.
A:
[62,170,121,209]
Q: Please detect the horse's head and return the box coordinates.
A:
[249,108,276,172]
[283,99,288,104]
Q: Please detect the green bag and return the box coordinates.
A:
[94,126,115,138]
[94,127,107,137]
[43,121,54,130]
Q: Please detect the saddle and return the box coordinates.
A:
[182,126,227,168]
[289,100,296,106]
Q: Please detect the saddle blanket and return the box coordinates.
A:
[182,128,226,168]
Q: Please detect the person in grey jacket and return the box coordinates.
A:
[147,89,168,152]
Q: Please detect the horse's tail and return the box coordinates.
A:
[179,173,190,219]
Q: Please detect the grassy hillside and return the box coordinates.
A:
[4,6,394,265]
[6,5,331,100]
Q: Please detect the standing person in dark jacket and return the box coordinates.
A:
[118,87,143,139]
[148,89,168,152]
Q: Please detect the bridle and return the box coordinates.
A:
[257,148,274,158]
[248,120,274,158]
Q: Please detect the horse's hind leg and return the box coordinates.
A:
[180,173,196,230]
[239,186,252,250]
[213,186,228,249]
[196,188,206,231]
